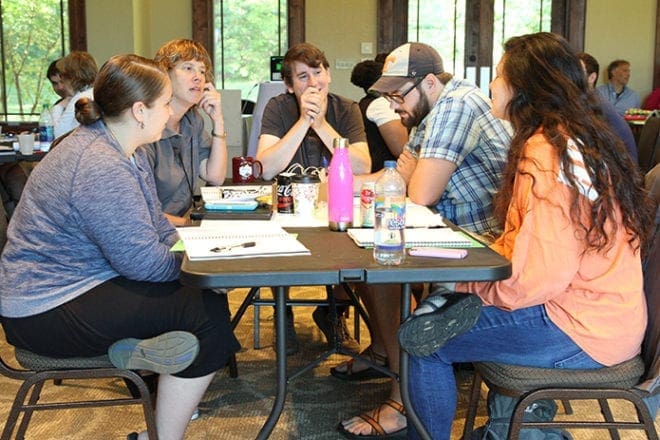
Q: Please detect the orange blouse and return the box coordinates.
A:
[457,131,646,366]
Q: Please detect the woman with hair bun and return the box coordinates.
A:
[0,54,239,440]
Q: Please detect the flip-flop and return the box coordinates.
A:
[330,345,389,381]
[336,399,407,439]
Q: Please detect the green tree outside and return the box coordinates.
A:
[1,0,69,122]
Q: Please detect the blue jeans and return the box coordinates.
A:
[407,304,603,440]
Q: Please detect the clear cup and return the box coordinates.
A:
[18,134,35,155]
[291,174,320,217]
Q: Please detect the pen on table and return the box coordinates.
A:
[210,241,256,253]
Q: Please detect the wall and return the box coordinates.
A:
[305,0,378,102]
[86,0,656,102]
[86,0,191,64]
[585,0,656,104]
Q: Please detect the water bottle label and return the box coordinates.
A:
[39,126,54,143]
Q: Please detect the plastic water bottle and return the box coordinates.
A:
[374,160,406,265]
[38,104,54,151]
[327,137,354,231]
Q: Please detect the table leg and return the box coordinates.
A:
[256,285,287,439]
[399,283,432,440]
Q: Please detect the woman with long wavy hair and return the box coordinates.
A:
[398,32,655,440]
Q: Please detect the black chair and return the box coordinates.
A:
[638,110,659,173]
[241,99,255,115]
[0,330,158,439]
[462,227,659,440]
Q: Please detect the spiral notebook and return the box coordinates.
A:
[346,228,479,248]
[177,221,310,260]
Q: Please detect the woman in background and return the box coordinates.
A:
[137,39,228,226]
[53,51,98,137]
[398,32,654,439]
[0,54,239,440]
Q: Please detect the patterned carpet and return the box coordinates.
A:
[0,286,657,439]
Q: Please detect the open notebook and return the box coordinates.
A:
[347,228,481,248]
[177,221,310,260]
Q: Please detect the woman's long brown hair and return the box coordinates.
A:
[494,32,654,254]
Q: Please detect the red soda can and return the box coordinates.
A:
[277,173,294,213]
[360,181,376,227]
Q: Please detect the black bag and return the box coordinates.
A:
[471,390,572,440]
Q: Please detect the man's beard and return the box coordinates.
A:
[399,93,431,129]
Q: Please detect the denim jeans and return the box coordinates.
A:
[407,304,603,440]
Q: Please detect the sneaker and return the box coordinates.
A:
[312,306,360,353]
[273,309,299,356]
[108,331,199,375]
[190,408,200,421]
[397,292,482,357]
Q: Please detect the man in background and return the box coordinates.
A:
[578,53,638,162]
[596,59,641,116]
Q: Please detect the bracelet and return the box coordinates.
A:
[211,129,227,139]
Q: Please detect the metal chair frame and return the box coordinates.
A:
[0,339,157,440]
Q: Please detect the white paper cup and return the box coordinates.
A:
[291,175,320,217]
[18,134,35,155]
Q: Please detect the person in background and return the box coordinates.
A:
[46,59,73,122]
[53,51,98,138]
[350,57,408,173]
[596,59,641,116]
[136,39,228,227]
[256,42,370,355]
[337,42,511,438]
[577,52,638,161]
[643,87,660,111]
[400,32,654,440]
[0,54,240,440]
[257,42,371,180]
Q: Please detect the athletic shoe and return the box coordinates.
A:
[397,292,482,357]
[108,331,199,375]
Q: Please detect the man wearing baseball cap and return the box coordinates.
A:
[336,42,511,439]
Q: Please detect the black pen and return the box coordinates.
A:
[210,241,256,253]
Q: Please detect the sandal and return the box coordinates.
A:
[330,345,389,381]
[336,399,407,439]
[398,292,482,357]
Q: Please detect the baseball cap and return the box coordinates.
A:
[369,43,444,95]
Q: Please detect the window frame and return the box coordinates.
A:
[192,0,305,68]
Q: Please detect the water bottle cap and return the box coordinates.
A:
[384,160,396,168]
[333,137,349,149]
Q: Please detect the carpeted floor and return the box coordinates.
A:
[0,286,657,439]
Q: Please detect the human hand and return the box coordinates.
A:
[198,82,224,123]
[299,87,327,127]
[396,149,418,184]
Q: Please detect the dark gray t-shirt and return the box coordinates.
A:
[137,108,212,216]
[260,92,366,170]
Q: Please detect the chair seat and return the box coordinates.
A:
[476,356,645,394]
[14,348,113,371]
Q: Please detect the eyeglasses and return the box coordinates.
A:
[383,77,424,104]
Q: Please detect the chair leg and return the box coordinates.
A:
[253,288,261,349]
[227,354,238,378]
[598,398,621,440]
[462,369,483,440]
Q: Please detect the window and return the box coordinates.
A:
[212,0,287,102]
[408,0,466,79]
[408,0,555,93]
[0,0,70,122]
[492,0,552,67]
